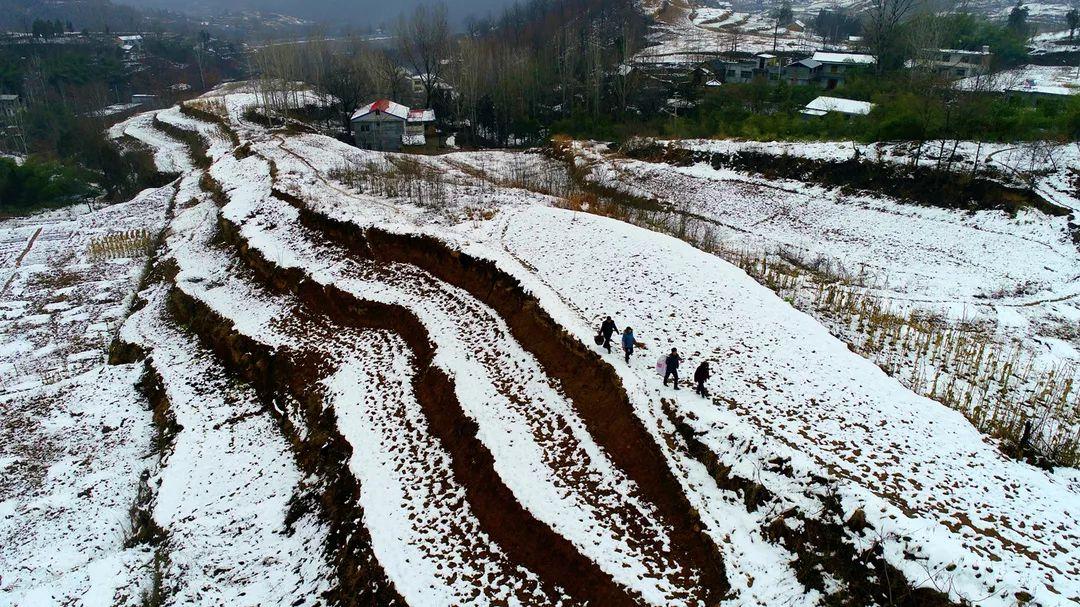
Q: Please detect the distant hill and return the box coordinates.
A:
[110,0,520,28]
[0,0,148,32]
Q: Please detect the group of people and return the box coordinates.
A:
[598,316,711,397]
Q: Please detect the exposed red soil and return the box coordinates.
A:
[215,214,645,606]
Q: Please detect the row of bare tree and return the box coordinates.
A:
[248,0,648,146]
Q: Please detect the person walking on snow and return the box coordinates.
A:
[599,316,618,353]
[694,361,711,397]
[622,327,636,363]
[664,348,682,390]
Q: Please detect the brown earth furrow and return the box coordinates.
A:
[214,212,644,607]
[165,282,408,607]
[262,186,702,597]
[274,190,729,604]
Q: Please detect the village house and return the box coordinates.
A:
[0,94,19,119]
[784,58,822,86]
[810,51,876,89]
[351,99,436,152]
[714,53,784,84]
[914,47,992,79]
[707,52,874,90]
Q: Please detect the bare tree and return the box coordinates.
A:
[363,50,409,101]
[314,37,379,132]
[396,4,450,107]
[864,0,920,71]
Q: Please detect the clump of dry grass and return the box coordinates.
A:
[185,98,227,118]
[720,246,1080,467]
[88,229,152,261]
[330,157,451,209]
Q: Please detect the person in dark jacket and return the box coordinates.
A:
[599,316,618,353]
[622,327,636,363]
[664,348,681,389]
[694,361,711,397]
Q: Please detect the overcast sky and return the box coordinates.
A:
[120,0,518,28]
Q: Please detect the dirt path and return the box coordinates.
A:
[0,226,42,297]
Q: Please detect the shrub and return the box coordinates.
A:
[0,157,97,213]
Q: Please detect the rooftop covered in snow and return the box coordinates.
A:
[811,51,876,65]
[801,95,875,116]
[351,99,436,122]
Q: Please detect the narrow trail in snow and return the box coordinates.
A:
[0,226,43,297]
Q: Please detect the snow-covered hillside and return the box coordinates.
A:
[2,84,1078,607]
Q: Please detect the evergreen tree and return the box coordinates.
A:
[1067,7,1079,41]
[1006,1,1029,39]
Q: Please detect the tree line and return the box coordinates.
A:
[252,0,1077,148]
[251,0,648,147]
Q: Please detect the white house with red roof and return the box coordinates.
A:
[351,99,436,151]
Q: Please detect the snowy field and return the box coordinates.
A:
[582,139,1080,348]
[635,0,1075,64]
[958,64,1080,98]
[0,189,170,605]
[3,84,1078,607]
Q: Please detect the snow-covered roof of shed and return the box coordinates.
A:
[790,58,822,69]
[811,52,876,65]
[802,96,875,115]
[407,108,435,122]
[352,99,410,121]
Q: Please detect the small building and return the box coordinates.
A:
[811,51,876,89]
[785,20,806,33]
[719,59,758,83]
[784,58,822,86]
[911,47,991,79]
[0,94,19,119]
[131,93,158,105]
[714,53,785,84]
[351,99,436,152]
[117,35,143,52]
[800,96,874,117]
